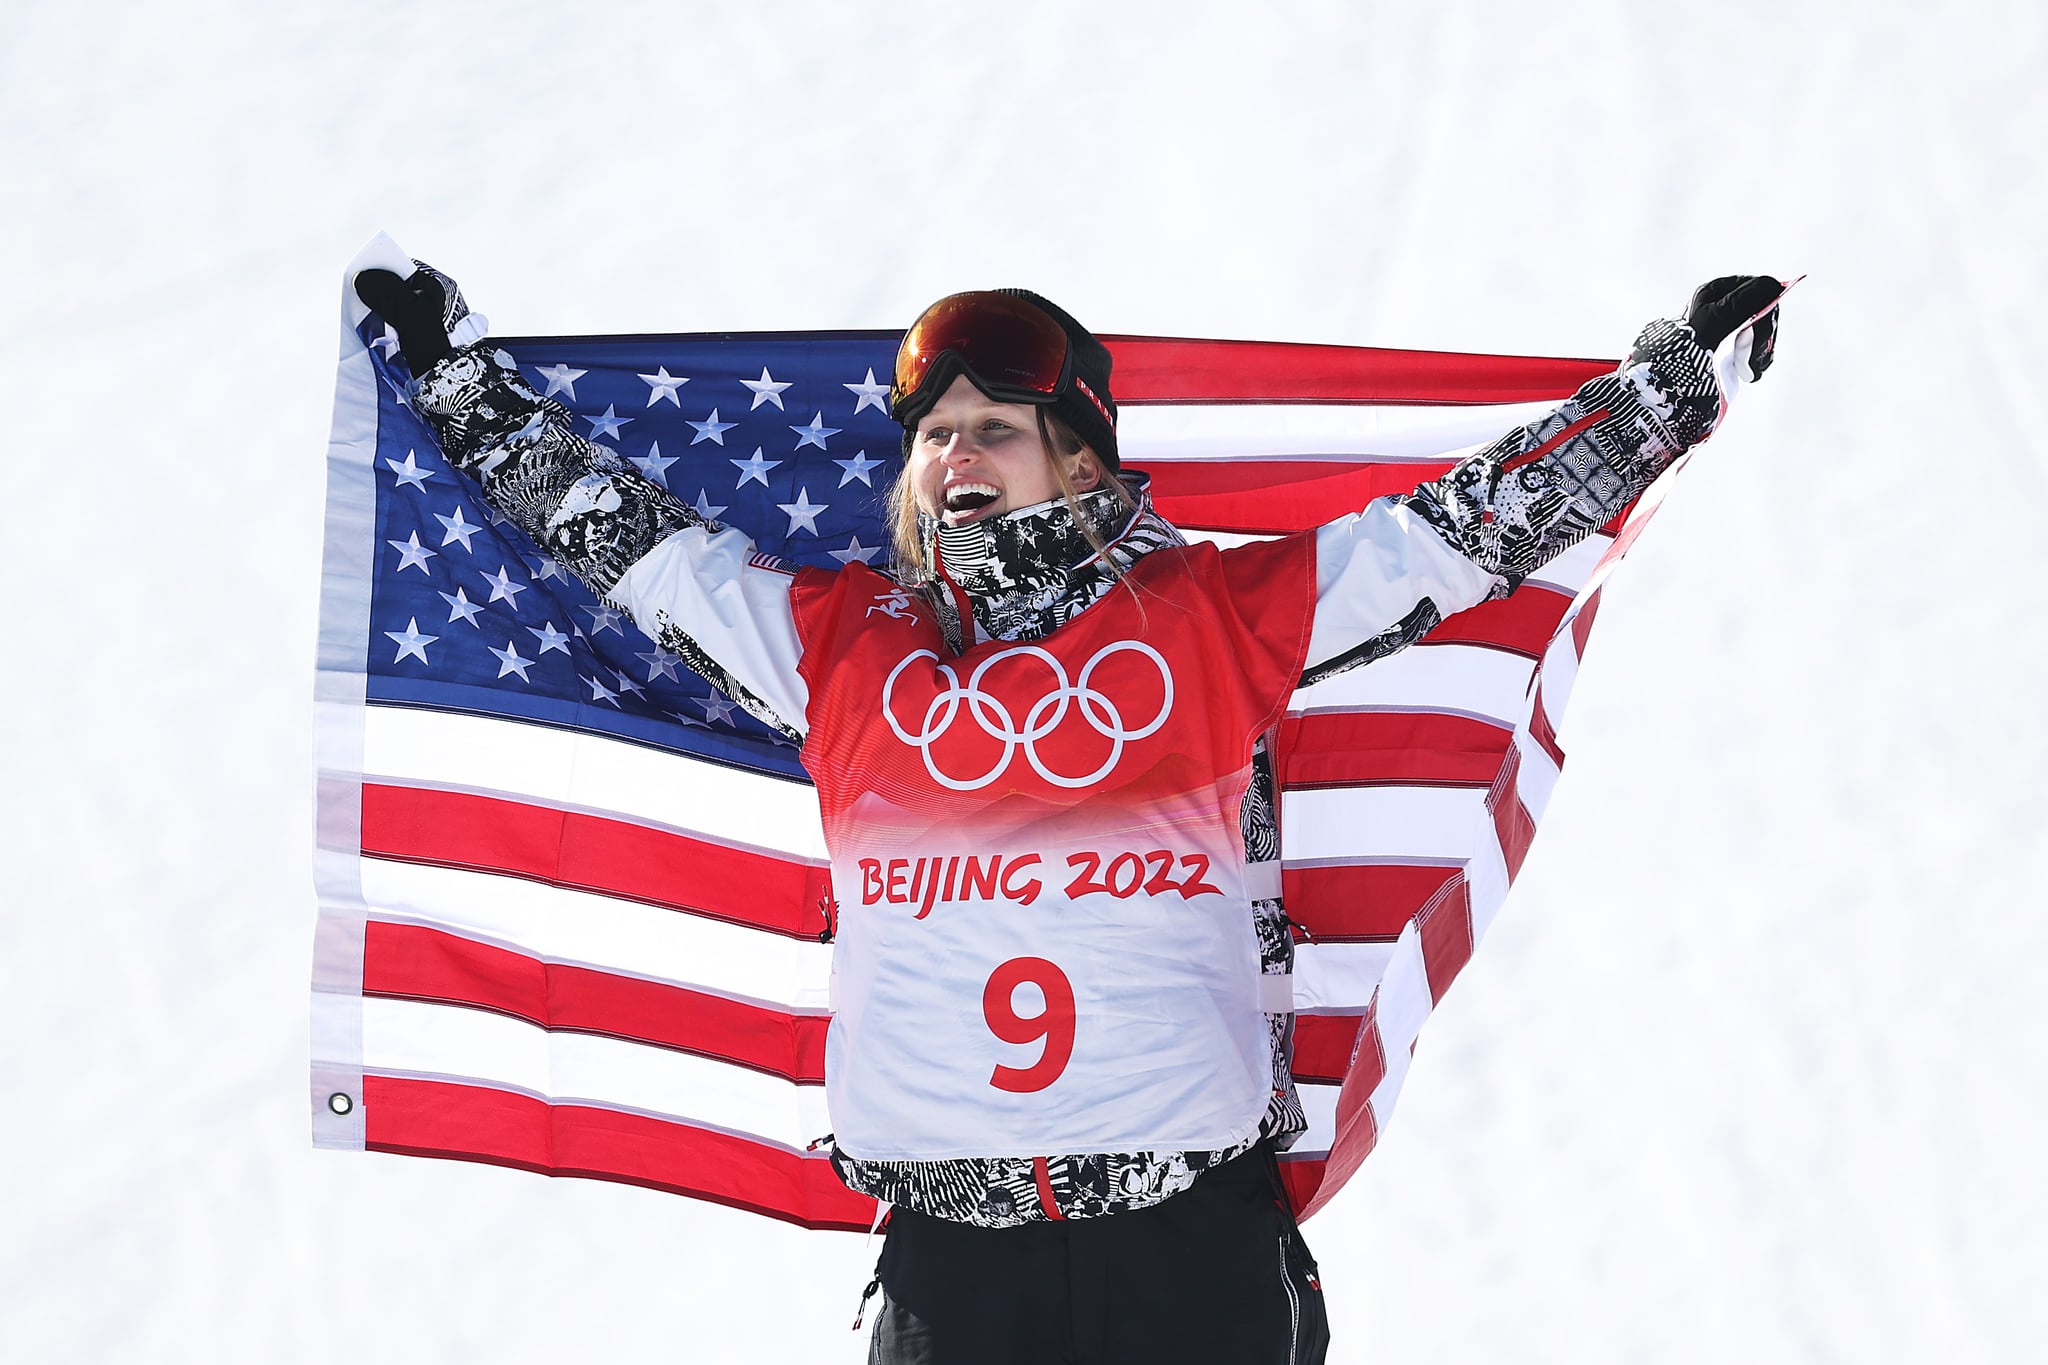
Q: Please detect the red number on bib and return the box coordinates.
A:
[982,957,1077,1093]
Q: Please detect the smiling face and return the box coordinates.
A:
[908,375,1101,526]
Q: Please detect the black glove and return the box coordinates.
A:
[1685,275,1785,380]
[354,264,457,372]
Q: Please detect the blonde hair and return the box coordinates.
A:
[887,408,1135,580]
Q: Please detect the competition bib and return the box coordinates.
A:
[792,540,1316,1160]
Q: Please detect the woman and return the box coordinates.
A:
[354,266,1785,1365]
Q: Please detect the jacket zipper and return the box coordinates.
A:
[1278,1232,1301,1365]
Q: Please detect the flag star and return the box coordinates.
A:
[632,440,677,486]
[668,708,710,730]
[371,324,401,358]
[829,534,882,566]
[481,565,528,605]
[381,370,415,410]
[697,693,739,725]
[489,641,536,681]
[687,408,737,445]
[438,586,485,626]
[527,620,572,655]
[639,366,690,407]
[777,486,829,535]
[790,411,841,450]
[385,450,435,490]
[581,601,626,635]
[387,530,439,574]
[526,555,569,584]
[742,367,793,410]
[385,618,438,665]
[692,489,728,521]
[433,505,482,551]
[484,502,518,529]
[534,362,587,399]
[636,645,684,682]
[833,449,884,487]
[585,404,633,440]
[843,368,890,415]
[731,448,781,488]
[581,673,622,706]
[611,669,648,700]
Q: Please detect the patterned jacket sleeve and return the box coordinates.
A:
[1300,317,1726,683]
[411,345,811,738]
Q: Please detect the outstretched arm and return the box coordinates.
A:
[1299,277,1786,683]
[356,264,813,738]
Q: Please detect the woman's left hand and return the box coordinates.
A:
[1685,275,1787,381]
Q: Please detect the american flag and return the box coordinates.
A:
[313,256,1671,1228]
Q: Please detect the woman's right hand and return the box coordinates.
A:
[353,261,474,373]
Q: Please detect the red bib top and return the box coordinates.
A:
[791,536,1317,1160]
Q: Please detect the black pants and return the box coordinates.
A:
[869,1145,1330,1365]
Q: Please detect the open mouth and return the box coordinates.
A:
[942,483,1001,519]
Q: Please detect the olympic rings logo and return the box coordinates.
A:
[880,641,1175,791]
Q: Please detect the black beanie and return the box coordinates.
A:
[996,288,1120,472]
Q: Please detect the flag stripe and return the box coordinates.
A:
[1116,397,1559,459]
[362,920,1361,1098]
[1571,583,1605,657]
[362,1080,1339,1234]
[1416,877,1477,1005]
[362,783,832,941]
[1526,678,1567,768]
[1282,863,1466,942]
[1296,1077,1339,1152]
[1276,710,1513,790]
[1281,786,1493,863]
[1273,1153,1330,1213]
[356,704,828,859]
[1137,459,1455,534]
[1105,336,1613,405]
[359,997,828,1148]
[1523,531,1612,596]
[362,1074,876,1232]
[1303,1010,1387,1219]
[363,920,831,1083]
[360,860,832,1011]
[1487,747,1539,882]
[1291,1014,1368,1084]
[1291,940,1401,1012]
[1419,586,1573,658]
[1291,643,1537,727]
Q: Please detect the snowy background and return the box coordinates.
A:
[4,0,2042,1360]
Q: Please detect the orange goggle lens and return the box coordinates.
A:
[891,291,1071,420]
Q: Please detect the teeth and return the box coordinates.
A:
[944,483,1000,512]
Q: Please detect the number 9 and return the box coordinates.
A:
[982,957,1076,1093]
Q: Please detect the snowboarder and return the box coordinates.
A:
[354,264,1785,1364]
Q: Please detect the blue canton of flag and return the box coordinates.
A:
[358,321,909,777]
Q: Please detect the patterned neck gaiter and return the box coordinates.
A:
[916,474,1185,646]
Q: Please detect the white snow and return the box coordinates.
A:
[2,1,2041,1360]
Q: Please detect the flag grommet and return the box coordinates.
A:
[327,1092,355,1116]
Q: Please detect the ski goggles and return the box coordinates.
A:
[890,291,1075,425]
